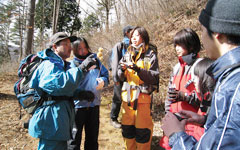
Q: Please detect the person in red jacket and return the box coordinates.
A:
[160,28,202,149]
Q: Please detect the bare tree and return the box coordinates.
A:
[52,0,60,34]
[17,0,26,60]
[96,0,115,32]
[113,1,121,25]
[22,0,35,59]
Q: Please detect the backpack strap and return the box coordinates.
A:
[121,41,128,58]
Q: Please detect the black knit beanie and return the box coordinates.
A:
[199,0,240,36]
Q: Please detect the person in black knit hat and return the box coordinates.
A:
[161,0,240,149]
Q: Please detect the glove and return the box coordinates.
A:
[168,89,186,102]
[78,90,95,102]
[129,63,140,73]
[79,54,97,72]
[96,78,104,90]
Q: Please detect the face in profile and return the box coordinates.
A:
[175,45,188,57]
[201,25,218,60]
[131,30,143,47]
[55,38,72,60]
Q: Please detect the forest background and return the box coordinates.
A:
[0,0,207,149]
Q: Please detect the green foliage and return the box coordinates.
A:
[35,0,82,34]
[35,0,52,31]
[81,13,100,34]
[58,0,82,34]
[0,1,17,63]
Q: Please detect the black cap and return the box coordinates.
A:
[49,32,77,46]
[199,0,240,36]
[123,25,134,36]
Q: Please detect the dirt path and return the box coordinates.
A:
[0,73,164,150]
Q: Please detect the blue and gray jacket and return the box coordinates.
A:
[169,46,240,150]
[28,48,84,141]
[110,37,130,83]
[70,53,109,108]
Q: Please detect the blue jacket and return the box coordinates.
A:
[70,53,109,108]
[28,48,84,141]
[169,46,240,150]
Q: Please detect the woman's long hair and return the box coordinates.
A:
[194,58,215,100]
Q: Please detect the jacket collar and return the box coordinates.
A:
[178,53,198,65]
[123,37,130,46]
[207,46,240,80]
[37,48,66,69]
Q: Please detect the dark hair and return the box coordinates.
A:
[123,25,134,37]
[130,26,150,45]
[173,28,201,54]
[194,58,215,100]
[72,37,90,52]
[207,28,240,45]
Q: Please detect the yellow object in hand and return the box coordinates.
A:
[97,47,104,61]
[98,47,104,52]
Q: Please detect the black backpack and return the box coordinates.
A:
[14,54,44,118]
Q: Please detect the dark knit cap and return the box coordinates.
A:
[199,0,240,36]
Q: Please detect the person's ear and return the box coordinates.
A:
[214,33,225,44]
[52,44,57,51]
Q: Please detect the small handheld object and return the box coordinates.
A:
[173,113,187,121]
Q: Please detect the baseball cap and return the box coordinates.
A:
[123,25,134,35]
[49,32,77,46]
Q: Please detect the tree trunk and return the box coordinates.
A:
[52,0,60,34]
[18,1,23,61]
[105,3,109,32]
[113,1,121,25]
[22,0,35,59]
[40,0,45,50]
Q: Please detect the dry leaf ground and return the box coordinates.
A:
[0,73,164,150]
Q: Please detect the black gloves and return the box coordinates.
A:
[168,89,186,101]
[119,62,140,73]
[168,88,200,108]
[129,63,140,73]
[78,54,97,72]
[78,90,95,102]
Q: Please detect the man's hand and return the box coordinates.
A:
[120,62,128,71]
[161,112,187,137]
[96,78,104,90]
[179,110,206,125]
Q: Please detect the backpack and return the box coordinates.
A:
[14,54,44,118]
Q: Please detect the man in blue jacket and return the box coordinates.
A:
[110,25,134,128]
[28,32,96,150]
[161,0,240,149]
